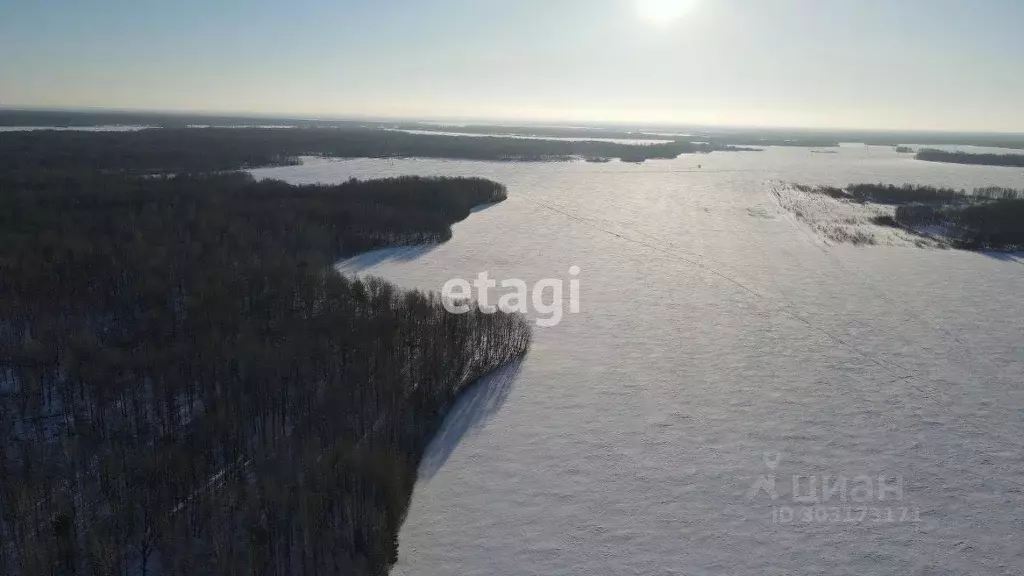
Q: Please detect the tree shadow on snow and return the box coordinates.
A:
[336,244,438,273]
[470,201,501,214]
[977,250,1024,265]
[417,360,524,481]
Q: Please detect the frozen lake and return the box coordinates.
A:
[252,146,1024,575]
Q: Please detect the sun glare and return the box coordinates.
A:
[634,0,695,25]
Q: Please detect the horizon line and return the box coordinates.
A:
[3,104,1024,137]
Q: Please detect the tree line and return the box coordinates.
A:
[915,148,1024,168]
[0,127,752,174]
[893,199,1024,249]
[844,183,969,204]
[0,170,532,574]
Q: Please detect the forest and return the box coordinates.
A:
[0,168,532,574]
[893,198,1024,249]
[0,109,355,130]
[844,183,970,204]
[915,148,1024,167]
[792,183,970,204]
[0,126,754,172]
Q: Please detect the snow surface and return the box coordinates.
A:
[251,146,1024,575]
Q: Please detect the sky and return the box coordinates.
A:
[2,0,1023,132]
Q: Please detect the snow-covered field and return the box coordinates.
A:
[252,146,1024,576]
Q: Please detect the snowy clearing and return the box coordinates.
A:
[769,184,948,248]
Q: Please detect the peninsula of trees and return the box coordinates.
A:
[915,148,1024,167]
[0,156,531,572]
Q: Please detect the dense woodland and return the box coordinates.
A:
[844,183,971,204]
[0,110,357,130]
[0,126,754,171]
[0,167,532,574]
[893,198,1024,249]
[915,148,1024,167]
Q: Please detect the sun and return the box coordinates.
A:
[634,0,696,25]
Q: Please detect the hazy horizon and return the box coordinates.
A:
[10,105,1024,137]
[3,0,1024,133]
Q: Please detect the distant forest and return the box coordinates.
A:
[0,109,356,129]
[0,149,531,572]
[388,122,673,141]
[0,126,761,169]
[915,148,1024,168]
[6,109,1024,150]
